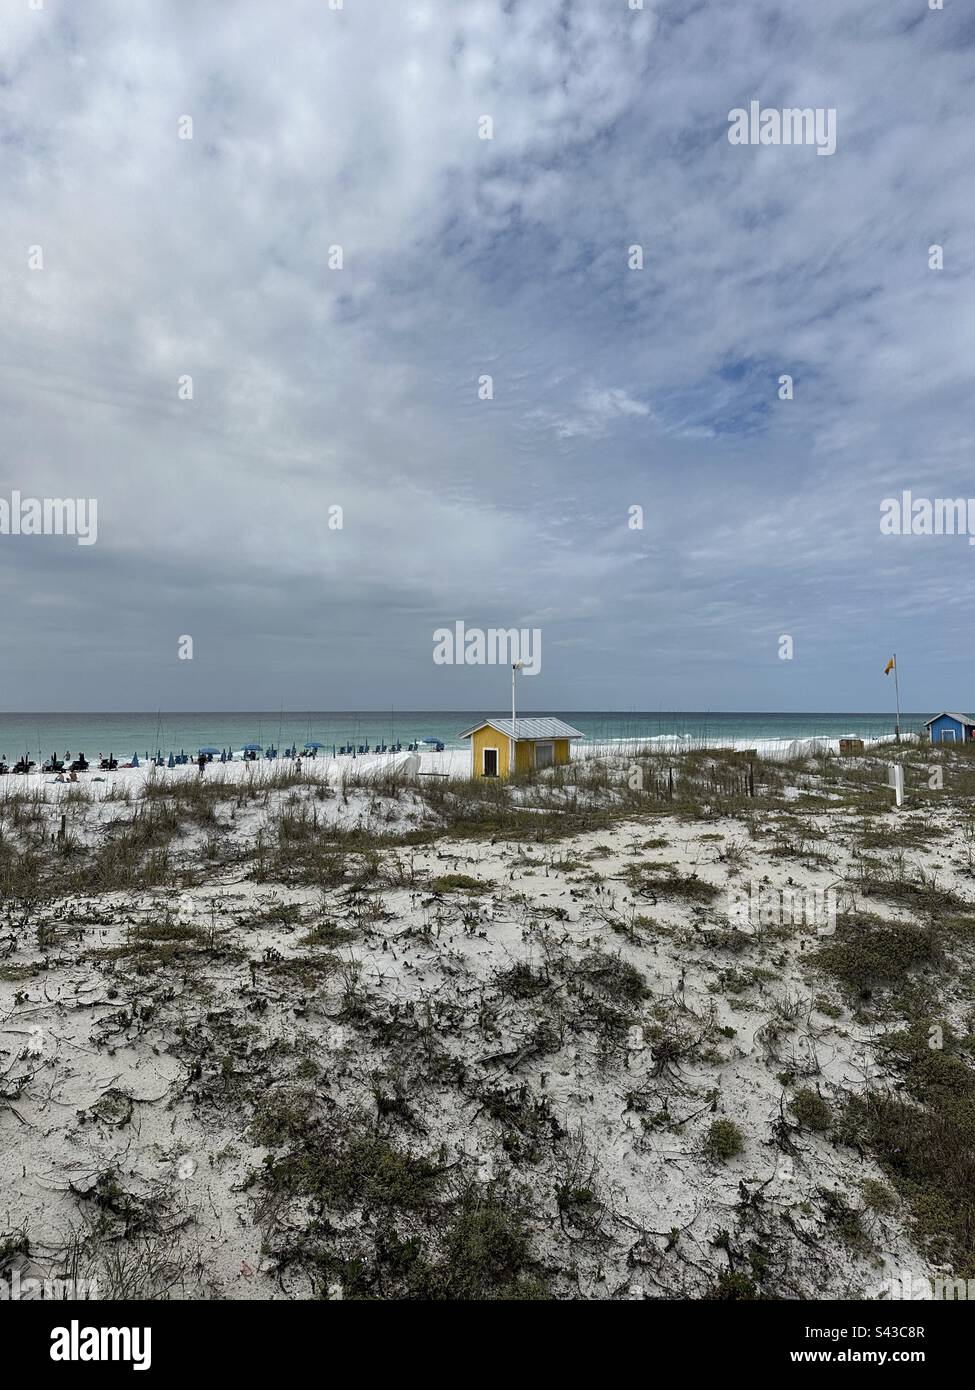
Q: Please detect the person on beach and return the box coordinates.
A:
[198,753,207,776]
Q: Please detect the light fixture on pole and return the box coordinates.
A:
[512,660,525,740]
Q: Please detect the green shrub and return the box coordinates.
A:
[705,1119,744,1161]
[430,874,489,894]
[789,1088,832,1131]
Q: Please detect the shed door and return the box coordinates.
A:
[535,742,554,768]
[941,728,957,742]
[483,747,499,776]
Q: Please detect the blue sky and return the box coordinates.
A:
[1,0,973,712]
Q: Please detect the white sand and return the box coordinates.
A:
[0,740,960,1301]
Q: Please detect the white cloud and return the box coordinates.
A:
[0,0,972,707]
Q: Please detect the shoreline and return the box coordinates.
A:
[0,731,918,801]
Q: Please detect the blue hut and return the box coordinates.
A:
[925,711,975,744]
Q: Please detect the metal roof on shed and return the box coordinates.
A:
[458,717,585,741]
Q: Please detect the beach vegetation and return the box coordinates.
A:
[705,1119,744,1161]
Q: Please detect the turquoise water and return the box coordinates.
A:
[0,711,925,762]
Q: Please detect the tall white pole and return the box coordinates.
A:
[511,660,524,748]
[893,652,901,743]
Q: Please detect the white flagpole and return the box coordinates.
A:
[511,659,525,770]
[893,653,901,743]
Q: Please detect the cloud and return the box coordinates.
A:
[531,384,652,439]
[0,0,972,710]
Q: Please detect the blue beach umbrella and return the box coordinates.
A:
[198,747,221,756]
[132,753,140,767]
[303,741,328,750]
[167,753,175,768]
[242,743,263,753]
[420,737,443,746]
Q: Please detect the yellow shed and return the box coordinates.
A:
[459,718,584,779]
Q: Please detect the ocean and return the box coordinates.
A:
[0,711,925,762]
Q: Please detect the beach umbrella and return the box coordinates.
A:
[132,753,140,767]
[198,747,221,756]
[420,737,443,745]
[167,753,175,768]
[242,743,263,752]
[220,749,227,763]
[303,741,328,750]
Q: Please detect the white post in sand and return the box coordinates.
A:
[893,652,901,743]
[889,762,904,808]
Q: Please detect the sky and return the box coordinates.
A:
[1,0,973,713]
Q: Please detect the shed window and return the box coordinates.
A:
[535,742,554,768]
